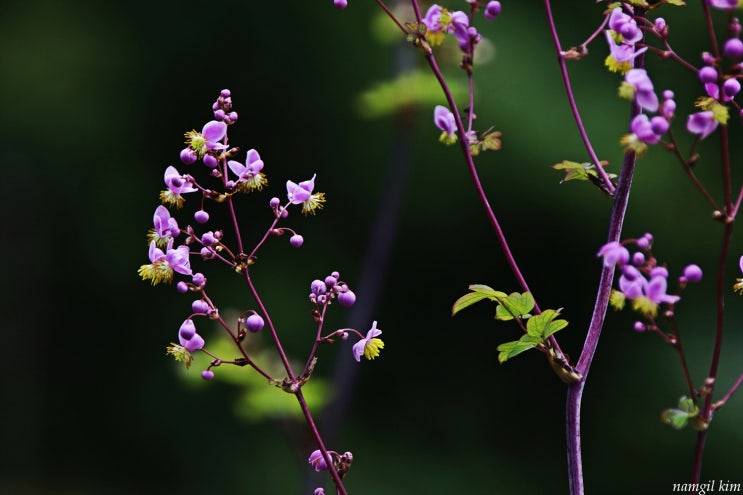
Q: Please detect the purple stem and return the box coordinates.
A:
[544,4,646,493]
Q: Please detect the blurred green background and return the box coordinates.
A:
[2,1,742,494]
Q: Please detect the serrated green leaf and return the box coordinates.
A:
[451,285,508,316]
[552,160,591,182]
[496,340,537,363]
[495,292,535,321]
[678,396,699,416]
[661,408,690,430]
[526,309,569,339]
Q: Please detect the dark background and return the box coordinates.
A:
[1,1,741,494]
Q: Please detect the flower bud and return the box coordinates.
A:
[246,314,265,333]
[192,300,210,314]
[192,273,206,286]
[180,147,197,165]
[683,264,703,283]
[201,370,215,380]
[334,0,348,9]
[338,290,357,307]
[484,1,501,20]
[177,281,189,293]
[194,210,209,224]
[724,38,743,59]
[698,66,718,84]
[203,154,218,169]
[290,234,304,248]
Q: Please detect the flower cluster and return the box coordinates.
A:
[598,234,702,329]
[685,20,743,140]
[309,270,357,308]
[605,6,647,74]
[618,69,672,155]
[140,90,335,374]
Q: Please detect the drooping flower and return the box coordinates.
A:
[178,318,205,351]
[686,111,718,139]
[286,174,326,215]
[160,166,197,208]
[138,239,192,285]
[434,105,457,144]
[621,69,659,112]
[308,450,329,472]
[422,5,469,47]
[352,321,384,362]
[228,149,267,192]
[605,26,648,74]
[597,241,630,268]
[148,205,180,248]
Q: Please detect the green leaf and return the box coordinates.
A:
[494,292,535,321]
[526,309,568,339]
[496,339,537,363]
[661,408,691,430]
[451,284,507,316]
[660,396,699,431]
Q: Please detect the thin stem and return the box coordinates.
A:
[418,16,573,360]
[559,0,647,488]
[716,370,743,406]
[543,0,615,195]
[296,389,348,495]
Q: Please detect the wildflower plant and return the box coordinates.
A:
[332,0,743,493]
[137,0,743,492]
[139,90,383,495]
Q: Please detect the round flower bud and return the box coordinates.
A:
[246,314,265,333]
[192,273,206,286]
[324,275,338,287]
[180,147,197,165]
[220,89,231,98]
[269,197,281,208]
[334,0,348,9]
[177,281,189,293]
[698,66,718,84]
[203,154,218,169]
[650,116,669,136]
[331,271,340,279]
[311,279,327,295]
[290,234,304,248]
[214,109,226,121]
[200,246,215,259]
[724,38,743,59]
[683,264,703,283]
[723,78,741,98]
[484,1,501,20]
[228,111,238,122]
[338,289,356,307]
[632,252,646,266]
[201,231,217,246]
[192,299,210,314]
[633,321,646,333]
[201,370,215,380]
[194,210,209,224]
